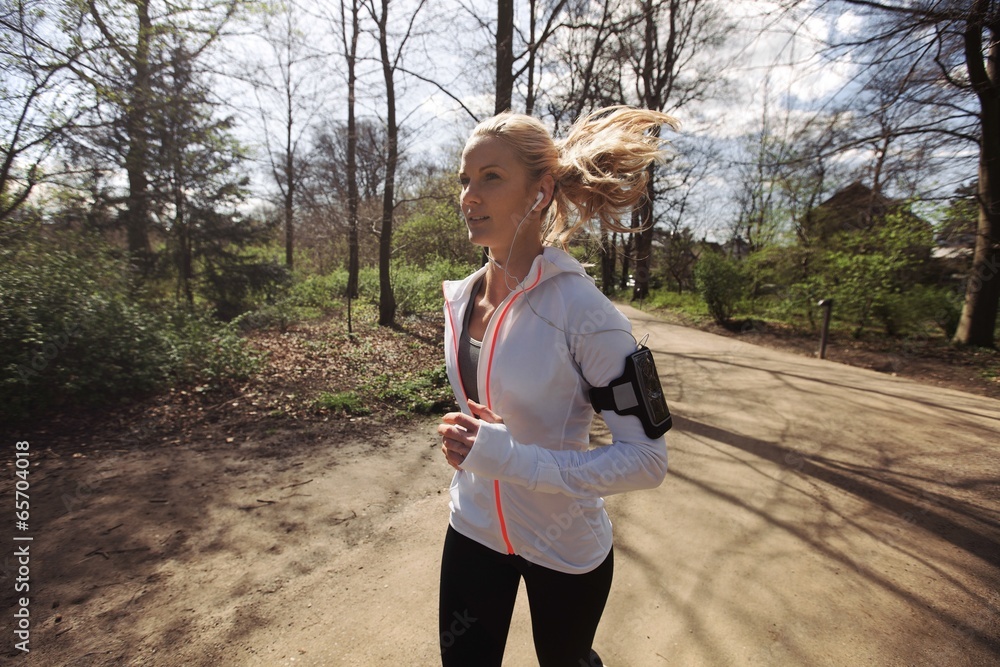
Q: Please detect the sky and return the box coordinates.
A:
[7,0,958,239]
[221,0,884,241]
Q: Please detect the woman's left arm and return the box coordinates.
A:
[439,296,669,498]
[442,400,666,498]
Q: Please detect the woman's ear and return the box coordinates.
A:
[537,174,556,210]
[532,191,544,210]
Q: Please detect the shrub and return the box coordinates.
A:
[0,235,261,424]
[694,252,747,324]
[352,259,475,316]
[289,271,349,311]
[391,259,476,316]
[201,258,291,321]
[875,285,964,338]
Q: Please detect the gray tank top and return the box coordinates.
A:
[458,279,483,404]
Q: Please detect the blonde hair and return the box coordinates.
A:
[469,105,679,246]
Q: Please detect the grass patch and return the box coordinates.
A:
[363,365,453,415]
[640,289,711,323]
[314,391,371,416]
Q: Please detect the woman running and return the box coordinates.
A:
[437,106,677,667]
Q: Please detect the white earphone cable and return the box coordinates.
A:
[473,195,638,349]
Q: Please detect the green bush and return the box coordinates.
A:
[393,202,479,268]
[875,285,964,338]
[165,310,264,384]
[289,271,349,311]
[694,252,747,324]
[351,259,475,316]
[234,257,479,336]
[201,258,291,321]
[0,236,261,424]
[392,258,476,315]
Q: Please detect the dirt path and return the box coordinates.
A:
[4,307,999,666]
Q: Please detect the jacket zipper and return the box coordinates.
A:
[482,265,543,555]
[444,266,543,556]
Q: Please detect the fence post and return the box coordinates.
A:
[817,298,833,359]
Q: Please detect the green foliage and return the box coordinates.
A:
[352,259,474,315]
[164,310,265,384]
[875,285,964,339]
[313,366,451,418]
[201,257,291,321]
[363,366,453,415]
[390,259,477,316]
[731,204,952,338]
[393,201,479,267]
[936,181,977,250]
[740,245,819,327]
[289,271,350,311]
[231,299,302,333]
[644,289,708,319]
[822,211,934,337]
[694,252,747,324]
[233,258,476,333]
[0,234,262,424]
[314,391,370,416]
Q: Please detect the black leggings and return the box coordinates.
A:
[439,525,613,667]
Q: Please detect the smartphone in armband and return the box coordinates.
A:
[589,346,672,439]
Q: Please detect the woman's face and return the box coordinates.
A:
[459,135,539,250]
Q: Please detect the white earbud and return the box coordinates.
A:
[531,191,544,211]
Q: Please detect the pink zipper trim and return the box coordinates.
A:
[484,264,543,554]
[442,283,469,406]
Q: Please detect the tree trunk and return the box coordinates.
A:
[525,0,537,115]
[632,173,655,301]
[600,231,616,295]
[124,0,152,268]
[377,0,397,327]
[284,79,295,271]
[495,0,514,114]
[954,3,999,347]
[632,0,658,300]
[345,0,360,299]
[620,213,638,290]
[632,157,658,300]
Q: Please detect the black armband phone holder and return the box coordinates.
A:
[589,346,672,439]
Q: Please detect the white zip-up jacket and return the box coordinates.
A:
[442,246,668,574]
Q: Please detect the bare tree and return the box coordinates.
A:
[248,0,328,272]
[546,0,631,129]
[515,0,570,115]
[364,0,427,327]
[802,0,999,346]
[495,0,514,113]
[0,0,89,223]
[340,0,362,298]
[298,118,387,274]
[625,0,733,300]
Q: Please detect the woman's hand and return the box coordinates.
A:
[438,399,503,470]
